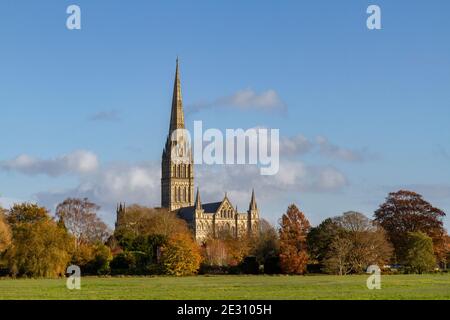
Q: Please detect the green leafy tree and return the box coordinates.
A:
[307,218,340,264]
[84,243,112,275]
[404,232,436,274]
[7,203,48,226]
[250,219,280,265]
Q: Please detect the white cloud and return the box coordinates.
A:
[0,196,26,209]
[34,162,160,225]
[30,155,348,225]
[36,163,159,208]
[279,134,313,156]
[89,110,120,122]
[196,160,348,202]
[188,89,286,113]
[0,150,99,177]
[316,136,374,162]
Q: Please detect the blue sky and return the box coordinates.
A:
[1,0,449,229]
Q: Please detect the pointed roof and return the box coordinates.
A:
[195,187,202,210]
[249,189,257,211]
[169,58,185,134]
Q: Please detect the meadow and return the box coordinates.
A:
[0,274,449,300]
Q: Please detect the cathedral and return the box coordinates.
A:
[117,60,260,242]
[161,59,259,242]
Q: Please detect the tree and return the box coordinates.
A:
[0,208,11,253]
[202,230,250,268]
[113,205,199,275]
[374,190,447,263]
[404,232,436,273]
[7,219,73,277]
[279,204,310,274]
[250,219,280,265]
[7,203,48,227]
[307,218,340,265]
[84,244,112,275]
[55,198,110,247]
[445,234,450,270]
[323,233,353,275]
[114,205,186,249]
[160,232,202,276]
[202,238,228,267]
[336,212,392,273]
[322,212,392,275]
[5,203,74,277]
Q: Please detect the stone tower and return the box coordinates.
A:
[161,59,194,211]
[247,189,259,235]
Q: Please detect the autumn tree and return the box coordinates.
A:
[339,212,391,272]
[279,204,310,274]
[374,190,447,263]
[202,229,250,268]
[5,203,73,277]
[112,204,200,275]
[7,203,48,227]
[55,198,110,247]
[404,232,436,273]
[323,233,353,275]
[114,205,187,248]
[445,234,450,270]
[0,208,11,253]
[160,232,202,276]
[202,238,228,267]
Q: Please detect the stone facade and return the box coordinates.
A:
[161,60,260,242]
[178,190,259,242]
[161,59,195,212]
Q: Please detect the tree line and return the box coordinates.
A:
[0,190,448,277]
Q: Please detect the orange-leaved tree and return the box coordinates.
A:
[279,204,310,274]
[160,231,202,276]
[0,207,11,253]
[374,190,446,264]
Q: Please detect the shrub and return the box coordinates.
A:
[264,256,281,274]
[240,256,259,274]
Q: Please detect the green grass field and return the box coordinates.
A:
[0,274,449,300]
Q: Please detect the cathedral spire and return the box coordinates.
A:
[195,187,202,210]
[249,189,257,211]
[169,58,185,134]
